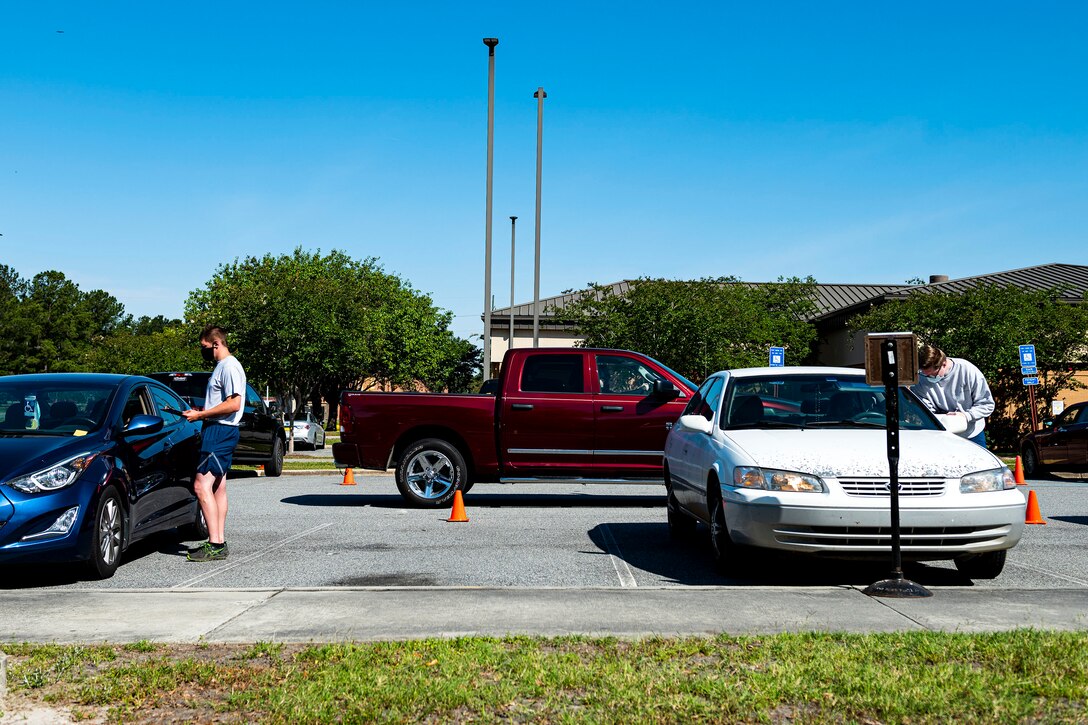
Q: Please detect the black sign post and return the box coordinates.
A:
[863,336,932,598]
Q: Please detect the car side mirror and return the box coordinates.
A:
[653,379,681,399]
[1043,419,1054,429]
[122,414,164,438]
[677,414,714,435]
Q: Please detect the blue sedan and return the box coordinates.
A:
[0,373,206,578]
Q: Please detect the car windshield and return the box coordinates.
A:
[0,380,117,436]
[720,374,940,431]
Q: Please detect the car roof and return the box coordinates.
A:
[0,372,135,384]
[719,366,866,378]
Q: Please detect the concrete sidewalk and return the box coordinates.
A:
[2,587,1087,643]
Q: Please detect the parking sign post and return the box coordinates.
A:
[1020,344,1039,432]
[863,334,932,599]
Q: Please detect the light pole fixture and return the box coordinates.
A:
[532,87,546,347]
[482,37,499,378]
[509,216,517,352]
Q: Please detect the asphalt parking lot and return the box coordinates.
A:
[3,473,1086,592]
[2,472,1087,643]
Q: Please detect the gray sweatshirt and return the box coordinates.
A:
[910,357,995,439]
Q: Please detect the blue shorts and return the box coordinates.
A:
[198,422,241,477]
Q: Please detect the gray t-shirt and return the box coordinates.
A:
[911,357,995,439]
[203,355,247,426]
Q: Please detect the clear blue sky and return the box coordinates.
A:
[3,2,1086,342]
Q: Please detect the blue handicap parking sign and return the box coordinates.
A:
[1019,344,1036,366]
[769,346,785,367]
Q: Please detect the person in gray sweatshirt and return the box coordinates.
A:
[912,343,995,448]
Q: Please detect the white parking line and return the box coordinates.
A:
[1008,561,1088,588]
[599,524,638,588]
[174,523,335,589]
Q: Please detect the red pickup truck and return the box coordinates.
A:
[333,348,696,507]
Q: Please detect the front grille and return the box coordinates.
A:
[775,523,1012,550]
[839,479,945,497]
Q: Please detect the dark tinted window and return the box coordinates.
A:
[149,373,208,405]
[596,354,663,396]
[150,385,188,423]
[520,355,584,393]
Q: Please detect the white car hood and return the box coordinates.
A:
[726,428,1001,478]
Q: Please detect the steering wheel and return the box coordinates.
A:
[64,417,99,429]
[855,411,886,423]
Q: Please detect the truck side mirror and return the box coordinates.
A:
[653,380,680,399]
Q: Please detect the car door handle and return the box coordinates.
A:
[511,404,534,411]
[600,405,624,412]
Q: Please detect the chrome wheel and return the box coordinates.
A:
[98,496,122,566]
[395,438,466,508]
[405,450,456,500]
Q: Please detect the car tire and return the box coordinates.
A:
[954,550,1007,580]
[665,466,696,541]
[182,507,209,541]
[1021,446,1044,477]
[265,437,285,477]
[708,481,741,575]
[86,486,124,580]
[395,438,466,508]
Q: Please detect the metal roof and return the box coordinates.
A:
[489,264,1088,329]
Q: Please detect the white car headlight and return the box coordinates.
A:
[5,453,98,494]
[960,467,1015,493]
[734,466,826,492]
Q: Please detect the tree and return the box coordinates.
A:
[848,284,1088,450]
[83,325,203,375]
[186,248,479,429]
[552,276,820,383]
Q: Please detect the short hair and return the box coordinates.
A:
[918,343,946,370]
[200,325,228,346]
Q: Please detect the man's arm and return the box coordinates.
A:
[182,394,241,422]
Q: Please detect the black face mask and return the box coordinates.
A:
[201,345,216,363]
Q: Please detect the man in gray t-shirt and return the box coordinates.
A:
[182,325,247,562]
[912,343,995,448]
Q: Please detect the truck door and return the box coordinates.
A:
[592,353,689,478]
[500,352,595,475]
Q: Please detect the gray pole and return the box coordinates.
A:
[532,87,546,347]
[482,38,499,378]
[509,216,517,353]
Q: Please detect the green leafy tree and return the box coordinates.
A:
[83,325,203,375]
[552,276,819,382]
[848,284,1088,450]
[186,248,479,427]
[0,268,128,373]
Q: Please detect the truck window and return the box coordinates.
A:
[520,355,584,393]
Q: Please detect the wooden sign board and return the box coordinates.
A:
[864,332,919,387]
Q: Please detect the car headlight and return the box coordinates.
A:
[733,466,826,492]
[5,453,98,494]
[960,467,1015,493]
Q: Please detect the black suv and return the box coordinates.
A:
[148,372,286,477]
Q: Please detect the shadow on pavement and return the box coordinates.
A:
[590,521,974,588]
[283,492,666,509]
[1050,515,1088,527]
[0,531,196,590]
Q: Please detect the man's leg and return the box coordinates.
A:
[210,475,228,544]
[193,470,220,542]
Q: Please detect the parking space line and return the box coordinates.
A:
[173,523,335,589]
[1008,561,1088,588]
[599,524,638,588]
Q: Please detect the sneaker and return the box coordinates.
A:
[187,542,229,562]
[187,541,209,555]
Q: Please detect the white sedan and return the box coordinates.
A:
[288,411,326,450]
[663,366,1026,580]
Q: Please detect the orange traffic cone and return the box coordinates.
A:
[447,490,468,522]
[1014,456,1026,485]
[1025,489,1046,525]
[340,468,356,486]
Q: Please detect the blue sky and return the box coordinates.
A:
[2,2,1086,342]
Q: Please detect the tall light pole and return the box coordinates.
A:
[509,216,517,352]
[532,87,546,347]
[482,37,499,378]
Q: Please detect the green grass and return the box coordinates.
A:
[4,631,1088,722]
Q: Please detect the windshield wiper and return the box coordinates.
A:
[806,419,886,428]
[727,420,807,430]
